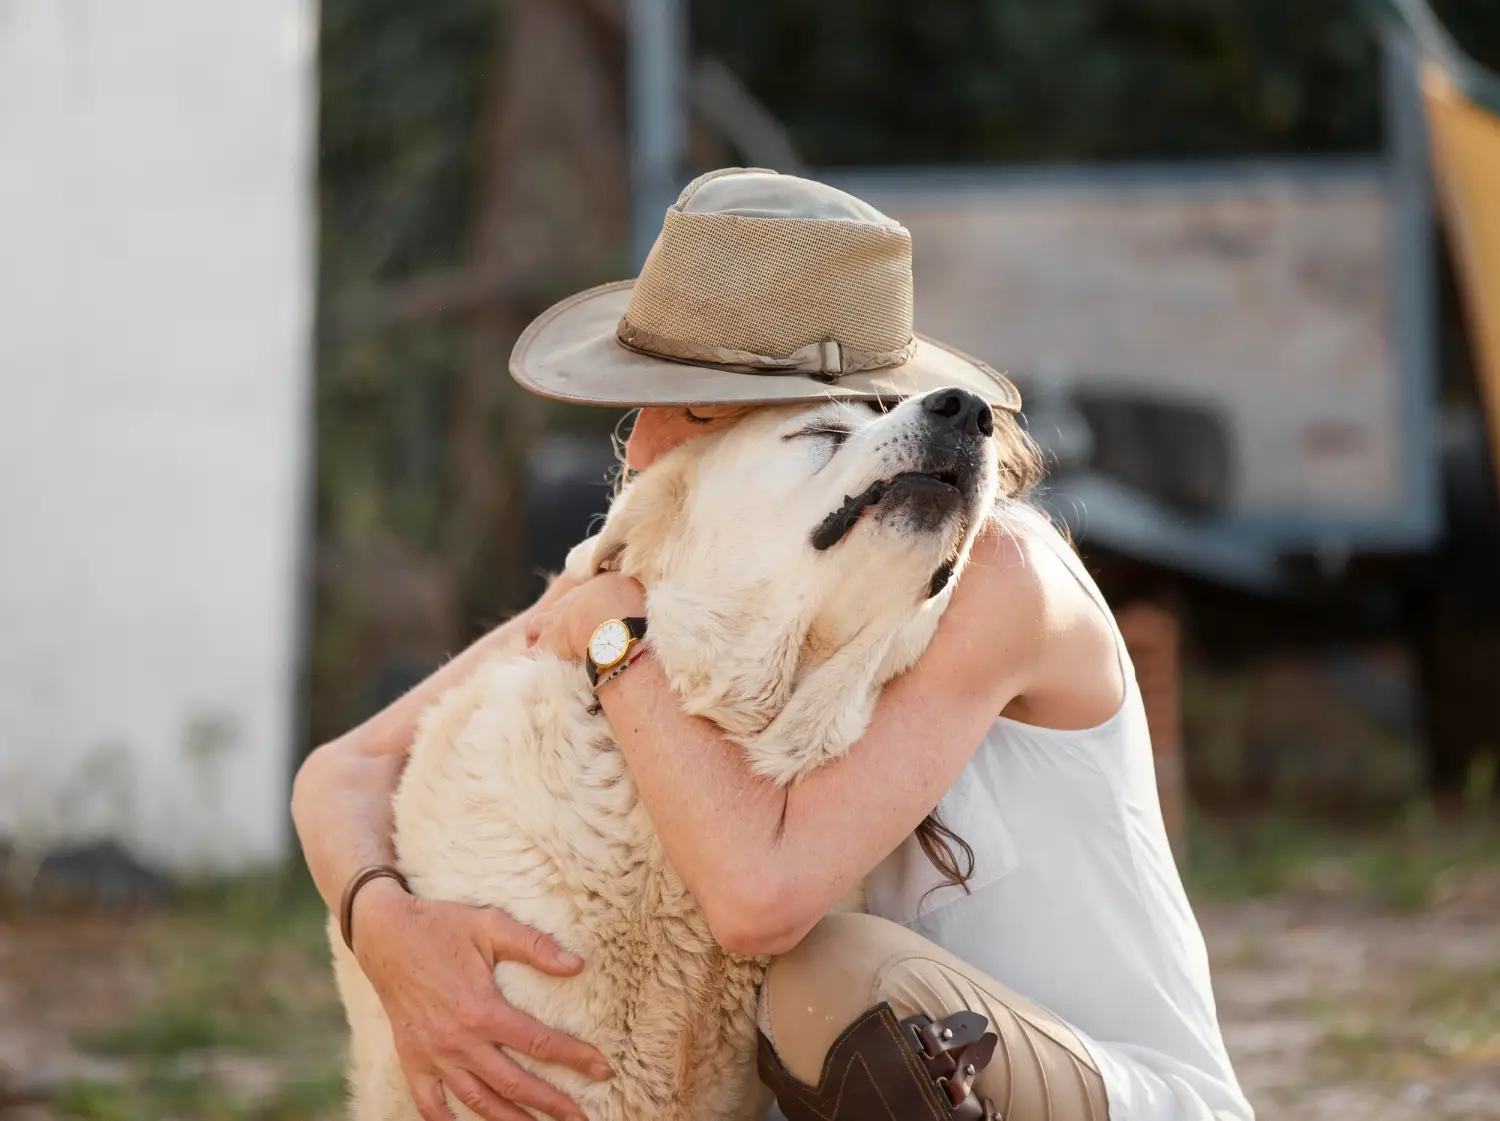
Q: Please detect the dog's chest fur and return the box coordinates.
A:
[341,648,766,1121]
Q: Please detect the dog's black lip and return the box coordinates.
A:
[886,469,962,494]
[810,467,970,551]
[811,479,888,550]
[927,560,956,598]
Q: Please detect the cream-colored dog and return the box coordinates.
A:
[331,388,1002,1121]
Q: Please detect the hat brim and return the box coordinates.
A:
[509,280,1022,412]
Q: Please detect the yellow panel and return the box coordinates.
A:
[1423,62,1500,489]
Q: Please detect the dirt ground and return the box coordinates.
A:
[1,820,1497,1121]
[1200,894,1500,1120]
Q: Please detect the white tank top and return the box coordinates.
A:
[863,504,1254,1121]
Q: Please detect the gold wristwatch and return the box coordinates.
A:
[585,616,647,688]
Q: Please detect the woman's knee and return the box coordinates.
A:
[766,912,915,1011]
[760,912,926,1085]
[760,914,1110,1121]
[773,910,903,973]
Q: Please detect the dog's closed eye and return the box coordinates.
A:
[784,425,851,449]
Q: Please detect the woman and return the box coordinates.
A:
[293,168,1252,1121]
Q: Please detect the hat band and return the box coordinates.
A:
[616,317,916,382]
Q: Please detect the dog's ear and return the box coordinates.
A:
[644,582,809,739]
[737,630,892,785]
[740,605,946,786]
[587,452,693,584]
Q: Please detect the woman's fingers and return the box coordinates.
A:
[463,1046,590,1121]
[409,1072,457,1121]
[475,997,611,1081]
[485,908,585,977]
[524,610,553,650]
[441,1069,539,1121]
[367,897,605,1119]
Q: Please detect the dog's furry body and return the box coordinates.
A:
[332,644,766,1121]
[332,396,1000,1120]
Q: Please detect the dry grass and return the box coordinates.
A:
[1191,811,1500,1120]
[1,874,347,1121]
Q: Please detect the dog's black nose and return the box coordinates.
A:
[923,387,994,438]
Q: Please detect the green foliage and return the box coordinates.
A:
[57,1071,347,1121]
[1431,0,1500,75]
[311,2,504,739]
[54,1082,135,1121]
[81,1010,253,1061]
[692,0,1385,166]
[316,0,500,547]
[1184,805,1500,910]
[1316,958,1500,1081]
[61,871,346,1121]
[318,0,496,287]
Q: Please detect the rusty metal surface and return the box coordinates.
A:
[851,177,1401,522]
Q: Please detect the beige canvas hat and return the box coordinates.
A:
[509,167,1021,412]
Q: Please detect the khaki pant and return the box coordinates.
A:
[759,913,1110,1120]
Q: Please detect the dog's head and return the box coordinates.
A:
[569,387,1002,784]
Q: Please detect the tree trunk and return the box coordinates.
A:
[447,0,630,636]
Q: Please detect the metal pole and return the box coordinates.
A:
[1380,17,1442,545]
[627,0,688,271]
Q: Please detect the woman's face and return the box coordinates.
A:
[624,405,754,471]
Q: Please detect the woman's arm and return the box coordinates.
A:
[292,568,581,916]
[530,529,1046,956]
[292,570,610,1121]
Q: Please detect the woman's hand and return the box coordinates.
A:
[352,879,611,1121]
[525,571,647,663]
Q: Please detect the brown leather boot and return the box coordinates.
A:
[758,1001,1002,1120]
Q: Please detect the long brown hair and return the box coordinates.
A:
[914,810,978,897]
[912,408,1045,894]
[994,404,1046,505]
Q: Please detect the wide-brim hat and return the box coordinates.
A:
[509,167,1021,412]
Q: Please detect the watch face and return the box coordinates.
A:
[589,620,631,668]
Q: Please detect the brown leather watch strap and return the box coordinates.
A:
[339,864,410,953]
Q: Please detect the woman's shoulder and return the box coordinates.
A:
[967,505,1127,729]
[964,505,1079,605]
[952,513,1048,626]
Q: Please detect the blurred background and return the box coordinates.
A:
[2,0,1499,1118]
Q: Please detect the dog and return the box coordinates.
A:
[331,387,1002,1120]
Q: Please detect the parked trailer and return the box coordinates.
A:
[808,6,1500,800]
[564,0,1500,819]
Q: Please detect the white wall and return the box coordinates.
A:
[0,0,316,874]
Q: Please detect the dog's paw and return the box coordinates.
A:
[741,732,853,787]
[563,532,605,581]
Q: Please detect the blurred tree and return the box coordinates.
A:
[312,0,630,745]
[313,0,495,745]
